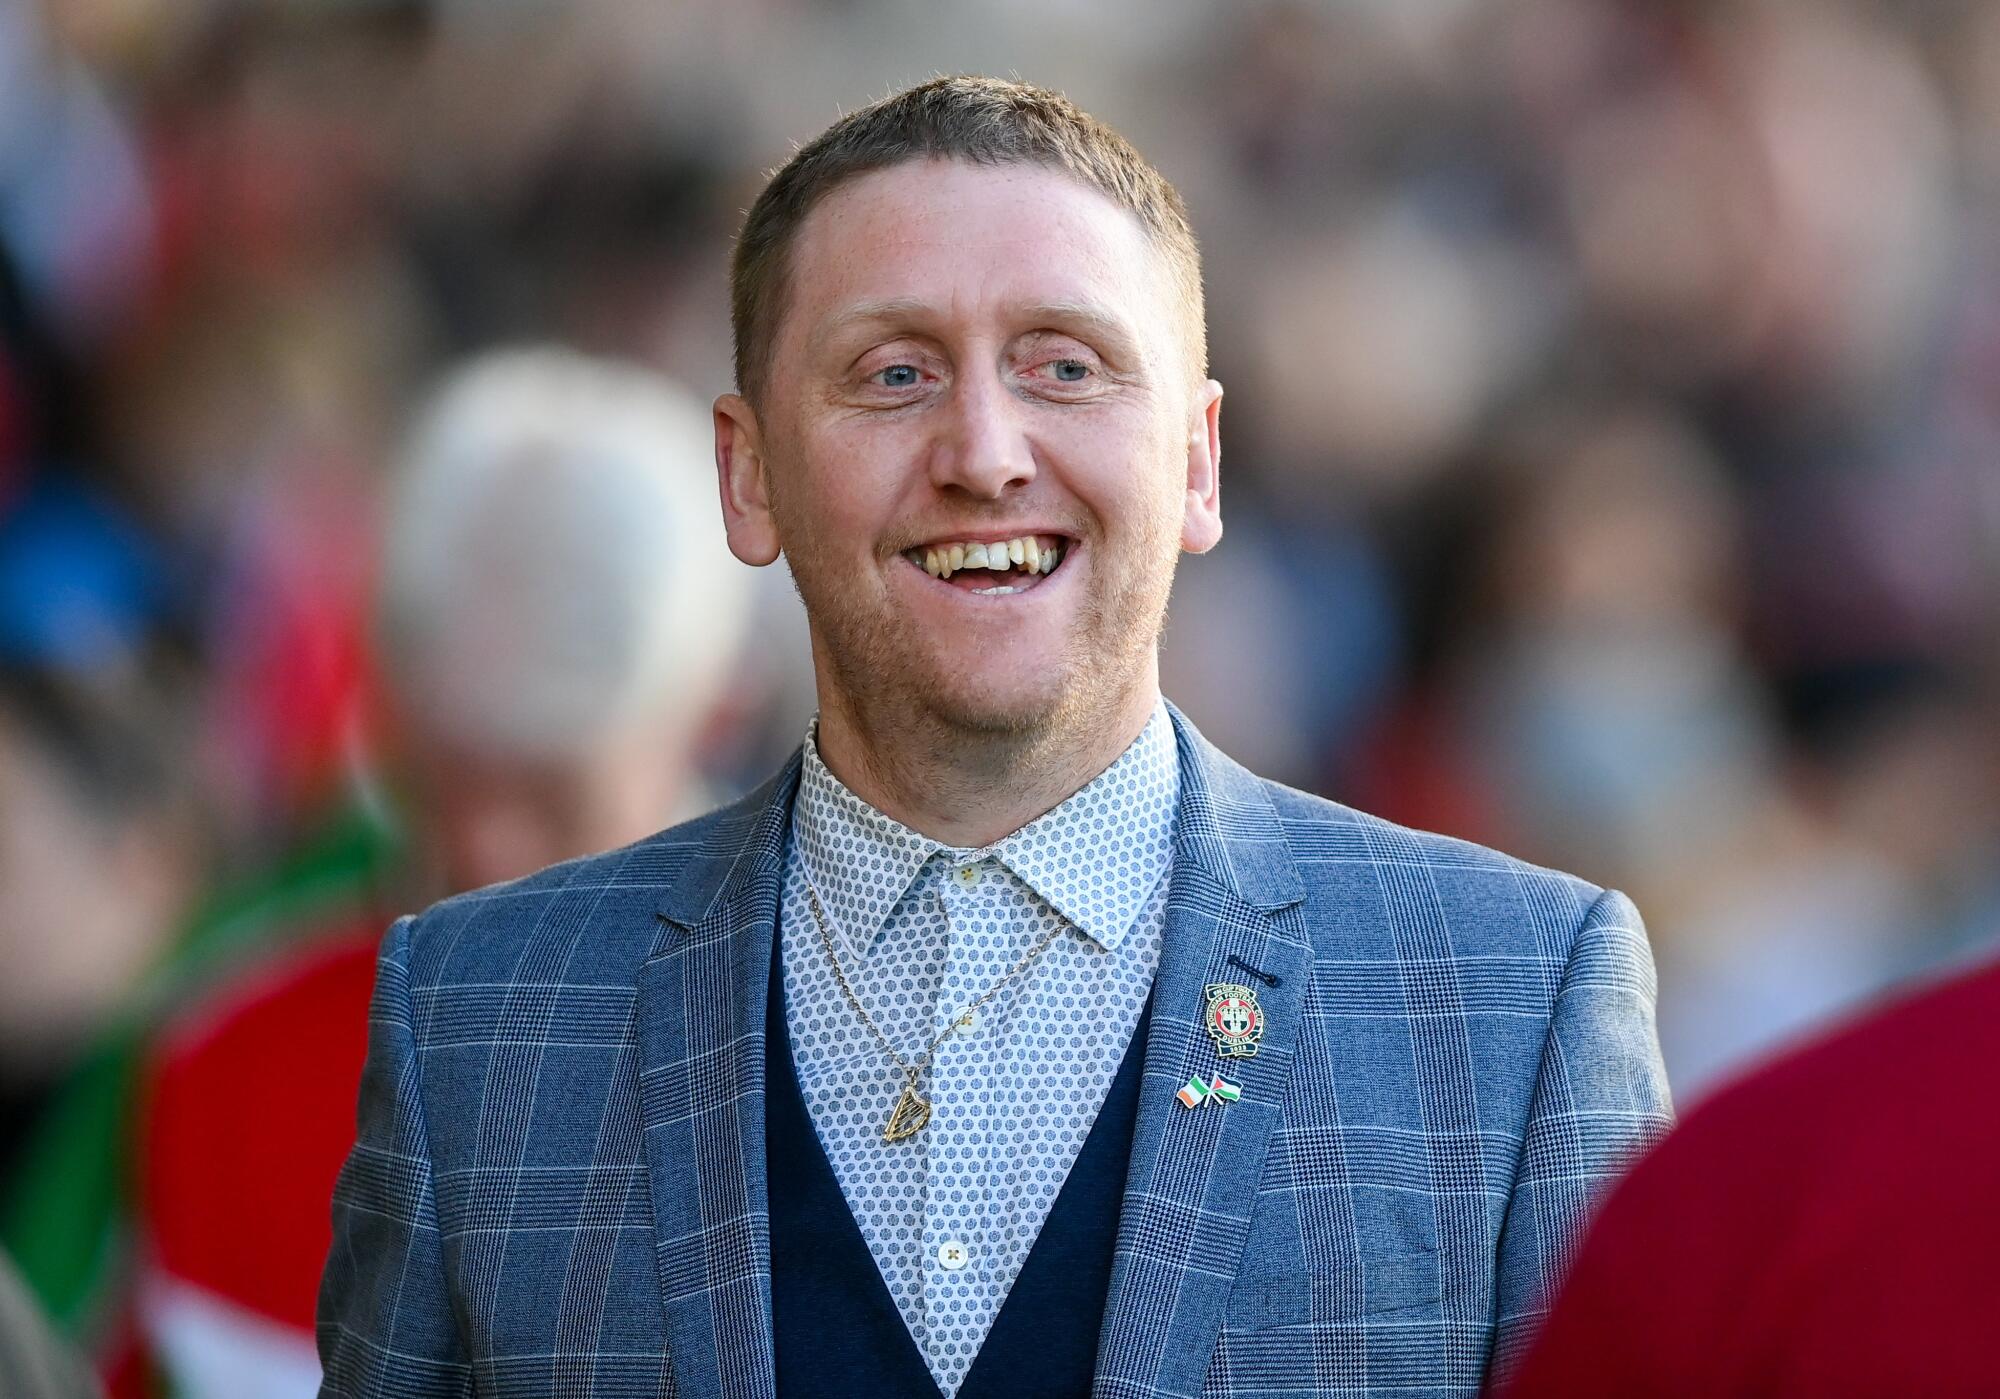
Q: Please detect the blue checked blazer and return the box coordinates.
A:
[318,706,1672,1399]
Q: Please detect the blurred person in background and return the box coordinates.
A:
[318,77,1670,1399]
[1498,952,2000,1398]
[0,664,198,1149]
[127,347,750,1398]
[21,347,750,1398]
[365,348,748,894]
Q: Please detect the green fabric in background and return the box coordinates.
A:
[0,808,400,1354]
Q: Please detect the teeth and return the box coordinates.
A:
[915,535,1064,581]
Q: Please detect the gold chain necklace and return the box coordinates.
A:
[804,880,1066,1143]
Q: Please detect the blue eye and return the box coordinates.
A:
[877,364,920,388]
[1050,359,1089,382]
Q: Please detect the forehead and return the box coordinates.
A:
[778,159,1175,352]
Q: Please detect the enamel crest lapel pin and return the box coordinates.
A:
[1204,981,1266,1059]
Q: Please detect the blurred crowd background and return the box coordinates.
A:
[1,0,1998,1388]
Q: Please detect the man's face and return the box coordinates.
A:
[717,159,1221,741]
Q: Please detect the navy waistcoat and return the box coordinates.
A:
[767,938,1150,1399]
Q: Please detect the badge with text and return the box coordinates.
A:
[1204,982,1266,1059]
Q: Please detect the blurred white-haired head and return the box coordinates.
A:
[379,346,747,766]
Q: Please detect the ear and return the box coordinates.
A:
[715,393,782,566]
[1180,378,1223,554]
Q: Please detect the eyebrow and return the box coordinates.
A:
[1018,300,1142,357]
[820,297,935,339]
[818,296,1144,360]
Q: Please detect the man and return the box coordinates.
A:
[318,77,1671,1399]
[1501,954,2000,1398]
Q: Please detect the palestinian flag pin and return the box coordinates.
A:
[1208,1074,1243,1103]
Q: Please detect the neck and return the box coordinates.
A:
[813,668,1162,849]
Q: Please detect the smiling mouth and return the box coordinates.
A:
[902,534,1071,596]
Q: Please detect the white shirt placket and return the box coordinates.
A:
[922,852,1009,1372]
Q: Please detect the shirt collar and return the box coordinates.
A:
[793,734,941,964]
[989,702,1177,951]
[792,700,1179,961]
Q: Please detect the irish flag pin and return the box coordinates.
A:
[1176,1076,1211,1108]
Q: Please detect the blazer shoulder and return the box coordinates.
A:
[394,783,782,990]
[1257,776,1617,953]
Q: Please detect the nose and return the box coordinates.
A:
[929,368,1036,498]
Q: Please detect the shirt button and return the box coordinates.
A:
[937,1239,971,1271]
[953,863,982,887]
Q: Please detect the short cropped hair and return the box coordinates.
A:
[730,75,1206,406]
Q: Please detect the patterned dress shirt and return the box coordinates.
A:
[781,701,1177,1397]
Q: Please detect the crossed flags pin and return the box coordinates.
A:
[1177,1073,1243,1108]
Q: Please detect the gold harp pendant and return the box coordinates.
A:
[883,1081,932,1142]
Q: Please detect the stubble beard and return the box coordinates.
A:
[780,509,1179,787]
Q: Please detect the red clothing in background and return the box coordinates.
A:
[134,925,378,1391]
[1502,956,2000,1399]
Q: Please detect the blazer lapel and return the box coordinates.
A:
[1095,709,1312,1399]
[637,758,801,1399]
